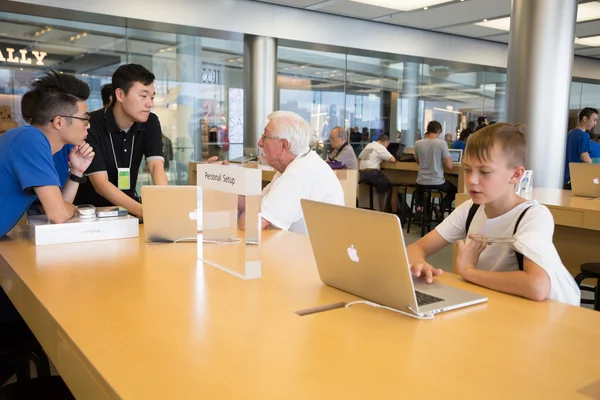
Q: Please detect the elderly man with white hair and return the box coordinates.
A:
[255,111,344,234]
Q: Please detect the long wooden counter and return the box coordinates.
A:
[1,227,600,399]
[456,188,600,276]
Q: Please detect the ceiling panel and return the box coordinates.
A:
[435,24,505,37]
[575,19,600,38]
[380,0,511,30]
[575,47,600,56]
[317,1,399,19]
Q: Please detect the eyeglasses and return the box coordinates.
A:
[51,115,90,128]
[260,133,281,141]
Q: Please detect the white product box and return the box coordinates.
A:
[27,214,139,246]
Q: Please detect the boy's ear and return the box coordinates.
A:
[509,165,525,185]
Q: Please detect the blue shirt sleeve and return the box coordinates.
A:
[10,131,60,193]
[577,131,591,155]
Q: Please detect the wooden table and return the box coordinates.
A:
[456,188,600,276]
[1,228,600,399]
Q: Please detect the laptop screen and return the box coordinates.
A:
[449,150,462,163]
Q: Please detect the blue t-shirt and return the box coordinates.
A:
[0,126,60,237]
[452,139,466,151]
[564,128,591,185]
[53,144,73,187]
[590,140,600,159]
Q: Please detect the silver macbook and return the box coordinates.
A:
[449,149,463,164]
[570,162,600,197]
[141,186,198,243]
[301,199,487,317]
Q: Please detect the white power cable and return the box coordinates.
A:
[345,300,434,320]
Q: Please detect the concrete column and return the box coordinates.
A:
[243,35,277,154]
[402,62,419,147]
[506,0,577,188]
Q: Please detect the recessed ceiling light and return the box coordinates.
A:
[424,7,428,10]
[475,2,600,33]
[349,0,453,12]
[576,35,600,47]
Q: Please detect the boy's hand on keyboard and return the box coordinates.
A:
[410,262,443,284]
[455,237,487,278]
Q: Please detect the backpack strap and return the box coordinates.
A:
[513,206,533,271]
[465,203,481,235]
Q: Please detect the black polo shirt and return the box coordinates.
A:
[74,106,164,207]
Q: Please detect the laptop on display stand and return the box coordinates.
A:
[301,199,487,318]
[569,163,600,198]
[141,186,198,243]
[449,149,463,165]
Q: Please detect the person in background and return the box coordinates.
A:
[413,121,456,221]
[361,127,369,142]
[476,116,488,131]
[589,134,600,163]
[445,133,454,148]
[327,126,358,170]
[358,134,396,211]
[350,126,362,155]
[453,121,476,151]
[75,64,168,217]
[0,71,95,238]
[564,107,598,189]
[101,83,113,108]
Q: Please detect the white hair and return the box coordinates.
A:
[266,111,312,156]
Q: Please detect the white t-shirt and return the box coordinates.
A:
[358,141,393,170]
[261,151,344,234]
[436,200,580,306]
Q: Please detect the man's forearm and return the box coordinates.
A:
[460,269,547,301]
[61,179,79,203]
[582,153,593,163]
[149,163,168,185]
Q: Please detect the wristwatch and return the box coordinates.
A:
[69,173,85,183]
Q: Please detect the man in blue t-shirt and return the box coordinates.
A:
[21,90,74,187]
[564,107,598,189]
[0,71,95,238]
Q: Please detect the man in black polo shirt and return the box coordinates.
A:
[75,64,167,217]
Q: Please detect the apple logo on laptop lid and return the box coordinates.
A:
[594,177,599,185]
[347,244,359,263]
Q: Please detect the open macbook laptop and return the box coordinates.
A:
[141,186,198,243]
[449,149,463,164]
[301,199,487,317]
[570,162,600,197]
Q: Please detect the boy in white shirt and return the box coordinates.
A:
[407,123,580,305]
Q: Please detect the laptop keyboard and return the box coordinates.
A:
[415,291,444,306]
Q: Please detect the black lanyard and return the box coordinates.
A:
[330,141,349,161]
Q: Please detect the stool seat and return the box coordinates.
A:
[581,263,600,276]
[358,180,375,210]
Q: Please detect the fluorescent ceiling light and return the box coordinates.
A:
[349,0,453,12]
[474,17,511,31]
[576,35,600,47]
[475,2,600,32]
[577,2,600,22]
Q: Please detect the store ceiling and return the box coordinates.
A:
[252,0,600,58]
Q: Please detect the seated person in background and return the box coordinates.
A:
[453,121,476,151]
[327,126,358,170]
[0,71,95,238]
[239,111,344,234]
[358,134,396,211]
[564,107,598,189]
[75,64,168,218]
[406,123,580,305]
[350,127,362,155]
[476,115,488,131]
[445,133,454,148]
[414,121,457,221]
